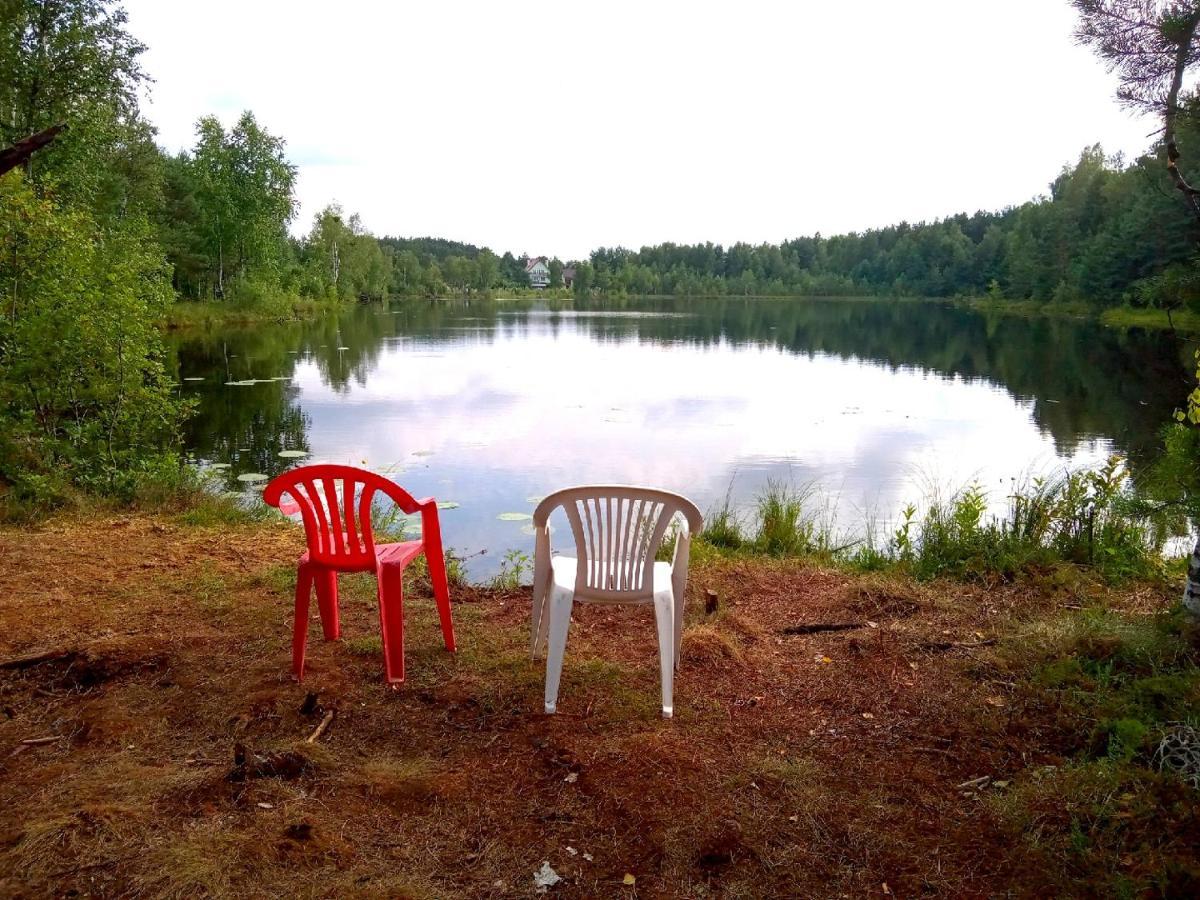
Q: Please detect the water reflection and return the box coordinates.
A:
[168,297,1190,579]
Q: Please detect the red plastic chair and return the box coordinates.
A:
[263,464,456,685]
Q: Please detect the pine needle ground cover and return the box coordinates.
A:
[0,514,1196,897]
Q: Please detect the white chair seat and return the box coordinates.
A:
[550,556,674,603]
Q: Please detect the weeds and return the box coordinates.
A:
[697,459,1169,585]
[491,549,532,589]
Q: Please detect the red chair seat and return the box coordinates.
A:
[298,540,424,571]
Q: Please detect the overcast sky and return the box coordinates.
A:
[124,0,1155,261]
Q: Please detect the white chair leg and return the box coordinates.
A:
[530,581,546,658]
[543,588,573,714]
[653,590,675,718]
[673,591,686,671]
[538,586,554,656]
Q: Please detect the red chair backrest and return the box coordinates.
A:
[263,464,422,569]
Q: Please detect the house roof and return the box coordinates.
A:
[524,256,548,271]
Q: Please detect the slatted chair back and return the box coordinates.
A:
[264,464,422,571]
[533,486,703,601]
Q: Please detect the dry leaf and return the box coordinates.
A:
[623,873,636,886]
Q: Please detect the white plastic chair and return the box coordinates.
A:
[530,485,703,718]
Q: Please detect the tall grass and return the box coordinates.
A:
[700,481,846,559]
[697,459,1168,583]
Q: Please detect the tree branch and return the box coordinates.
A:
[0,124,67,177]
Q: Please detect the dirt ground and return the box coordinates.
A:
[0,513,1187,898]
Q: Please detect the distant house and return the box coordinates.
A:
[524,256,551,289]
[562,266,576,289]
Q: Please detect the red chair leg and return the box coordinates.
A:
[315,567,340,640]
[376,565,405,684]
[426,549,456,653]
[293,565,314,680]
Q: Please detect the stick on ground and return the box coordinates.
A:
[306,710,335,743]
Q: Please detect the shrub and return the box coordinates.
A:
[0,172,188,505]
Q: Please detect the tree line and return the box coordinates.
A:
[581,138,1200,307]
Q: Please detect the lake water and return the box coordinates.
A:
[168,297,1191,580]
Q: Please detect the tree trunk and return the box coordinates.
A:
[1163,12,1200,221]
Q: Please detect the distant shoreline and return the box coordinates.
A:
[160,292,1200,336]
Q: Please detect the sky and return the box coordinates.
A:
[123,0,1156,261]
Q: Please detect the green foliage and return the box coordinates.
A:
[752,482,823,557]
[299,204,388,301]
[702,496,747,551]
[1104,718,1150,762]
[185,112,297,299]
[695,461,1164,584]
[1005,605,1199,773]
[0,0,154,221]
[0,173,187,505]
[898,461,1161,582]
[572,262,594,298]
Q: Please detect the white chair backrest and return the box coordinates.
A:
[533,486,703,601]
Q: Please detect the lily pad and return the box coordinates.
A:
[498,512,533,521]
[224,380,256,386]
[410,449,435,457]
[436,501,460,510]
[278,450,309,459]
[237,473,268,483]
[525,495,546,504]
[208,462,231,470]
[337,346,349,350]
[521,523,552,536]
[183,377,205,382]
[220,491,244,500]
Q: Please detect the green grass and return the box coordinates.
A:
[1100,305,1200,333]
[344,635,384,656]
[696,460,1170,586]
[173,491,276,527]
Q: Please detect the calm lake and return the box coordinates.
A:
[168,297,1191,580]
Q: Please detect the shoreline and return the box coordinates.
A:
[162,292,1200,336]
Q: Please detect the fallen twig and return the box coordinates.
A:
[19,736,61,746]
[956,775,991,791]
[306,709,335,743]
